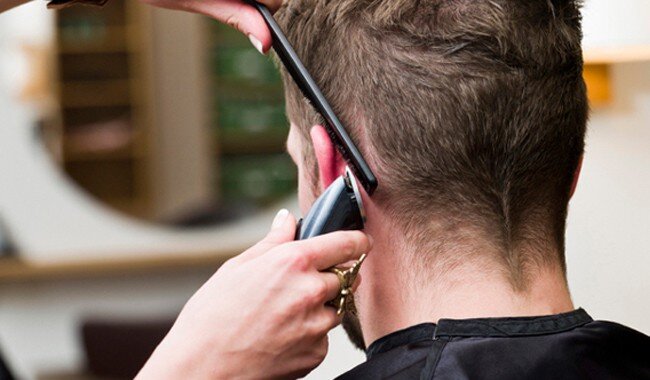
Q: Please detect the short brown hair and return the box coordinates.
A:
[276,0,588,289]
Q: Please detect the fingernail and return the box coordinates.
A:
[367,235,374,248]
[248,34,265,54]
[272,209,289,229]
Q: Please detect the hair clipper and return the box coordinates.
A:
[295,167,366,240]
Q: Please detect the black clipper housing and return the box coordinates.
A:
[296,168,365,240]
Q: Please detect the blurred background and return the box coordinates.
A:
[0,0,648,379]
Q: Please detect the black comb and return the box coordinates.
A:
[245,1,378,195]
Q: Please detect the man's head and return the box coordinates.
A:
[281,0,587,285]
[280,0,587,346]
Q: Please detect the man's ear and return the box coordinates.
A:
[569,154,584,199]
[310,125,346,190]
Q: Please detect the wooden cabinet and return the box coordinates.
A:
[55,0,154,218]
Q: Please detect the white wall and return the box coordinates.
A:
[565,62,650,331]
[582,0,650,49]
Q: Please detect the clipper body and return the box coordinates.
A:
[296,168,365,240]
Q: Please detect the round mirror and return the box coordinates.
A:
[48,2,296,227]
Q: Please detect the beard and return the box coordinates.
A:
[341,293,366,350]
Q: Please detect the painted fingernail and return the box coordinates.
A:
[272,209,289,229]
[248,34,265,54]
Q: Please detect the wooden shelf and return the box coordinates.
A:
[0,251,236,283]
[60,79,132,108]
[584,64,611,106]
[582,46,650,106]
[54,1,155,220]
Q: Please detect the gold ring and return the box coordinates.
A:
[326,254,367,315]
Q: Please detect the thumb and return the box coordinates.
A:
[240,209,297,261]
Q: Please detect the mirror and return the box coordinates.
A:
[46,1,296,227]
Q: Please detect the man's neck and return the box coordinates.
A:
[356,219,574,347]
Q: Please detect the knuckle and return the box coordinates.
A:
[220,256,238,270]
[288,251,311,271]
[306,313,337,338]
[278,292,306,319]
[341,236,358,256]
[283,300,303,319]
[305,322,323,339]
[289,281,328,315]
[306,279,329,304]
[224,14,241,31]
[319,312,338,333]
[351,230,368,243]
[350,232,369,253]
[263,0,282,12]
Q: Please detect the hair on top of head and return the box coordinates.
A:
[276,0,588,290]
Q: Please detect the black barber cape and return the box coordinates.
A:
[336,309,650,379]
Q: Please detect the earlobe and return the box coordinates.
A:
[310,125,345,190]
[569,155,584,199]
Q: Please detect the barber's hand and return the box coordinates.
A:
[138,0,282,53]
[136,209,372,380]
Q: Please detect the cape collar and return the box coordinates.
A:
[366,308,593,359]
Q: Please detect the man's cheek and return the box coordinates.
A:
[297,168,317,215]
[297,183,311,215]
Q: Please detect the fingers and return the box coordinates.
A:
[262,209,297,246]
[258,0,282,13]
[193,0,274,53]
[292,231,372,271]
[238,209,297,261]
[320,272,342,303]
[319,308,341,332]
[240,213,371,276]
[307,307,340,338]
[140,0,284,53]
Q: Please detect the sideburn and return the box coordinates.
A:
[341,294,367,351]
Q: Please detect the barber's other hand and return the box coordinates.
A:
[138,0,281,53]
[136,209,371,380]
